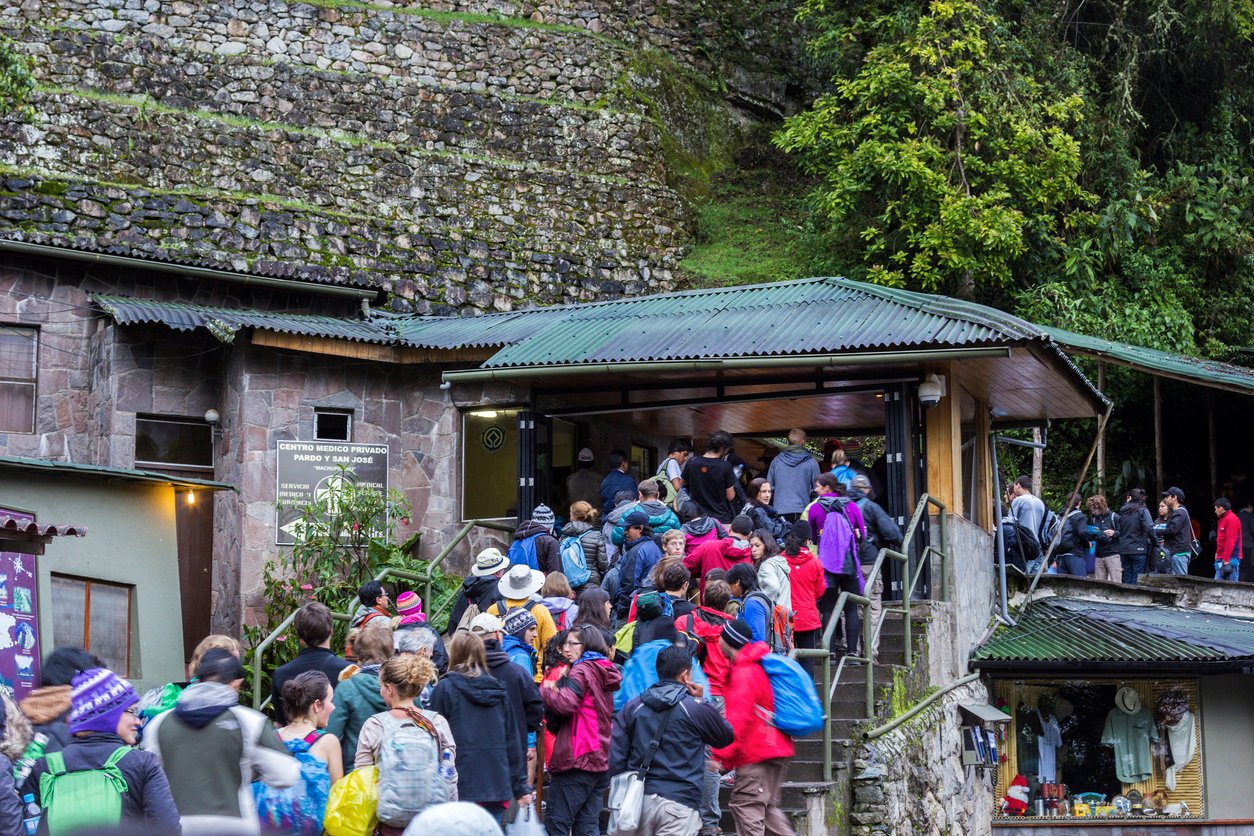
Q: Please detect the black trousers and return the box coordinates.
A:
[545,768,609,836]
[817,571,861,655]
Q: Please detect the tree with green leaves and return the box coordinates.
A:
[0,36,34,119]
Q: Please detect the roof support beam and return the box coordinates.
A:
[539,381,893,418]
[442,347,1013,384]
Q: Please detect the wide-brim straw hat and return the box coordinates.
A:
[498,564,544,599]
[472,547,511,577]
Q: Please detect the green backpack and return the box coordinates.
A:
[39,746,131,836]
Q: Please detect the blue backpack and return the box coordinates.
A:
[253,731,331,836]
[758,654,825,736]
[559,535,592,588]
[507,533,541,570]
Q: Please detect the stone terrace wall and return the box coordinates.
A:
[0,0,805,311]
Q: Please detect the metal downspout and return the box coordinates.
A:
[989,423,1014,626]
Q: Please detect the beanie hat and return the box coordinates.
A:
[721,618,753,650]
[1003,774,1029,816]
[531,504,556,531]
[68,668,138,735]
[789,519,812,541]
[502,607,538,638]
[396,591,424,616]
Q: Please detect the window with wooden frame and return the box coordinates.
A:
[0,324,37,434]
[50,575,134,677]
[993,678,1202,819]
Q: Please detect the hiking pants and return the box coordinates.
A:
[1094,555,1122,583]
[545,768,608,836]
[858,562,883,661]
[641,794,702,835]
[1120,553,1146,585]
[818,572,860,654]
[729,758,795,836]
[700,693,726,829]
[1057,553,1087,577]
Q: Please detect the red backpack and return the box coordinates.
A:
[677,607,731,663]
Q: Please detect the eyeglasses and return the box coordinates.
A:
[563,639,584,648]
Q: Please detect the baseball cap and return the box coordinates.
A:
[578,447,595,462]
[468,612,504,636]
[1162,487,1185,502]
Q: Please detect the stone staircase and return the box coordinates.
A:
[714,608,926,834]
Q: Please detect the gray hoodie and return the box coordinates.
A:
[767,446,821,515]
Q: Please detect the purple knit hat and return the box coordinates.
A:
[68,668,138,735]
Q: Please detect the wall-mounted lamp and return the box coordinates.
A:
[205,408,224,441]
[185,490,196,506]
[470,410,499,418]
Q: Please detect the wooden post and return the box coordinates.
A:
[1154,377,1164,493]
[924,367,963,518]
[1032,427,1043,493]
[1096,362,1106,491]
[974,402,993,531]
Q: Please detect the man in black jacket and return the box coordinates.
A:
[472,613,544,788]
[270,602,350,724]
[446,547,509,634]
[610,645,733,834]
[1162,487,1194,575]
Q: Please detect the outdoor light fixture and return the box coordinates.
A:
[470,410,499,418]
[204,408,220,424]
[186,491,196,506]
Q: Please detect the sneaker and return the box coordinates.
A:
[720,769,736,786]
[699,828,722,836]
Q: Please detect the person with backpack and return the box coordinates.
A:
[1053,493,1091,577]
[782,521,826,671]
[611,645,734,836]
[14,647,100,788]
[683,513,755,595]
[752,529,792,612]
[498,609,541,675]
[848,474,901,663]
[679,501,728,555]
[713,620,796,836]
[726,562,790,654]
[807,475,867,656]
[0,689,28,834]
[540,573,581,631]
[510,504,562,575]
[254,670,342,834]
[350,580,393,630]
[270,603,352,725]
[600,450,638,515]
[560,501,608,590]
[658,438,693,507]
[613,511,664,622]
[681,432,740,524]
[354,655,455,833]
[448,548,510,636]
[1161,487,1194,575]
[143,649,299,835]
[766,429,821,522]
[325,623,393,767]
[1085,495,1122,582]
[1010,475,1047,548]
[23,667,180,835]
[610,480,682,546]
[541,625,622,836]
[487,565,557,681]
[674,579,734,835]
[429,633,532,826]
[1117,488,1157,585]
[602,489,640,569]
[742,479,790,540]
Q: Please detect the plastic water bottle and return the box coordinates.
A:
[437,748,457,784]
[21,793,39,836]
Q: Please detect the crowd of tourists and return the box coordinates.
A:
[1001,478,1252,584]
[0,429,903,836]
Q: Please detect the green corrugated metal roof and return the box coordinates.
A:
[476,277,1050,367]
[93,296,394,345]
[1044,326,1254,395]
[0,456,235,491]
[973,597,1254,669]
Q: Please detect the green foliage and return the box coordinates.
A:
[0,37,35,120]
[777,0,1094,297]
[242,469,459,703]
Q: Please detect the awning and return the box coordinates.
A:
[0,516,86,537]
[0,456,235,491]
[973,597,1254,672]
[1045,326,1254,396]
[959,703,1012,725]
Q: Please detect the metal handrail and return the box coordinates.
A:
[250,518,516,710]
[790,493,950,781]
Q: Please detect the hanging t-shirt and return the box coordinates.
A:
[1101,706,1159,784]
[1037,712,1063,783]
[1164,710,1196,791]
[681,456,737,523]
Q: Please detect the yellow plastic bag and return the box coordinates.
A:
[614,621,636,657]
[323,766,378,836]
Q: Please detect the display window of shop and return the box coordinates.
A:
[993,678,1202,820]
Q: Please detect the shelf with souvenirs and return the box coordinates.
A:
[991,678,1202,820]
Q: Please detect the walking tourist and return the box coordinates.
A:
[325,623,393,766]
[1117,488,1156,585]
[751,529,792,613]
[783,521,825,665]
[254,670,342,834]
[600,450,637,515]
[566,447,602,510]
[487,565,557,677]
[560,501,608,590]
[477,611,544,788]
[610,479,682,545]
[683,513,754,593]
[1009,476,1047,548]
[679,501,728,554]
[808,475,866,655]
[510,504,561,575]
[1054,493,1090,577]
[429,632,532,825]
[682,432,739,524]
[448,547,510,634]
[144,649,299,834]
[848,474,900,661]
[15,646,100,784]
[1161,487,1193,575]
[572,587,617,651]
[1086,495,1122,582]
[540,625,622,836]
[540,572,580,631]
[1213,497,1242,581]
[742,478,789,539]
[766,429,821,521]
[350,580,392,630]
[610,645,734,835]
[613,511,664,622]
[603,489,640,569]
[270,602,351,725]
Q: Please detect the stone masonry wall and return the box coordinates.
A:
[851,680,997,836]
[0,0,807,312]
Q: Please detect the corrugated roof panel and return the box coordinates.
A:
[94,295,392,345]
[972,598,1254,665]
[1044,326,1254,395]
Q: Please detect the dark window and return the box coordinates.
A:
[315,410,352,441]
[0,324,37,434]
[51,575,133,676]
[135,416,213,471]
